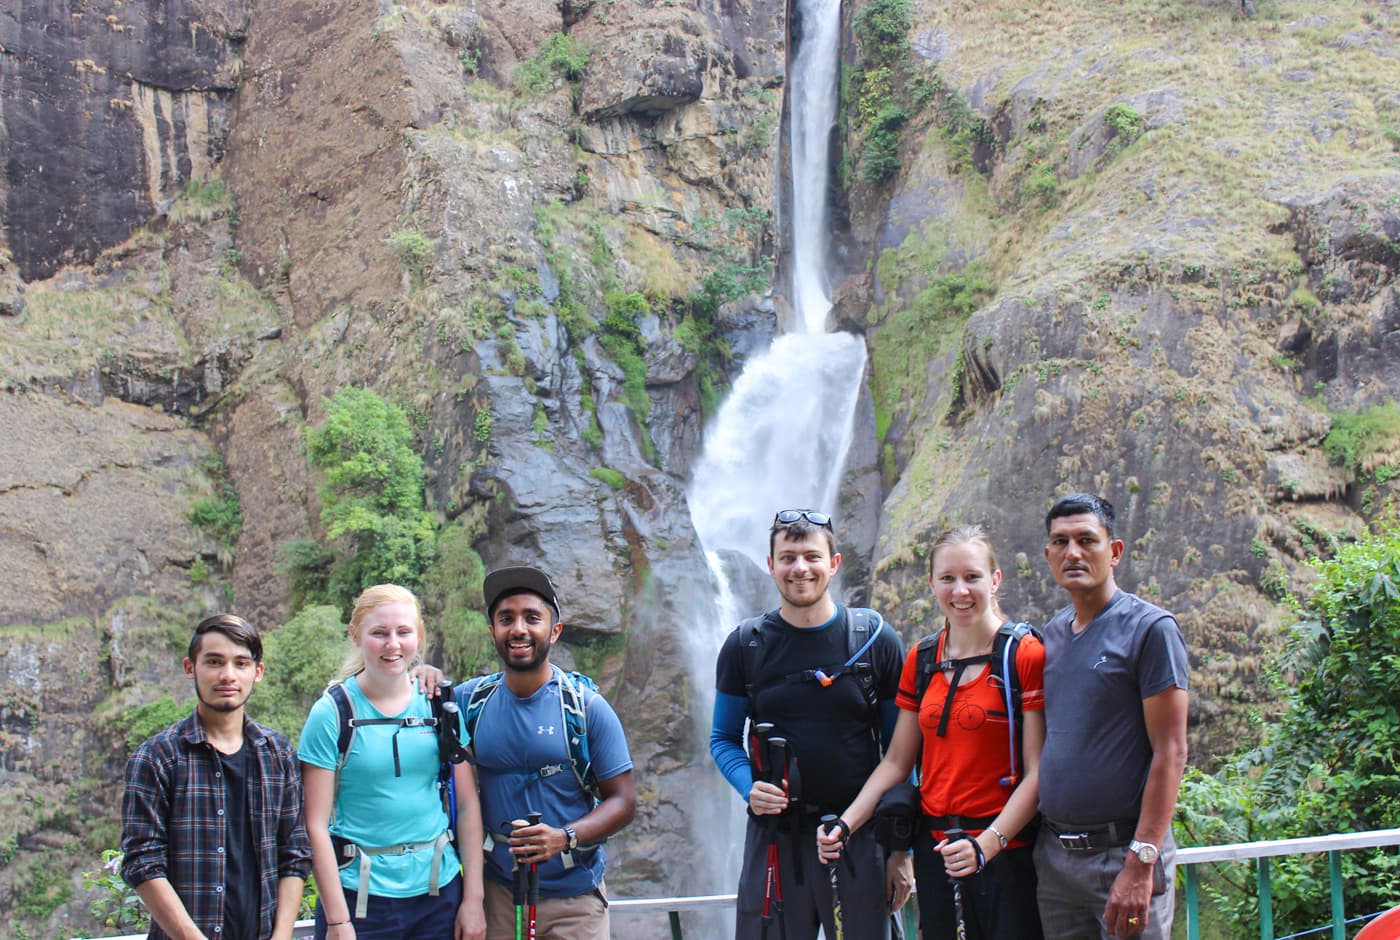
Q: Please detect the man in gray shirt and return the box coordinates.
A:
[1034,493,1189,939]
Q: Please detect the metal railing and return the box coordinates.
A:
[1177,828,1400,940]
[83,829,1400,940]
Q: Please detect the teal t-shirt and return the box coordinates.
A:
[299,676,461,897]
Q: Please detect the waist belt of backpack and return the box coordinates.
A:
[484,826,597,871]
[334,830,452,918]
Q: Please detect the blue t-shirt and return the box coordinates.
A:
[456,668,633,898]
[299,676,461,897]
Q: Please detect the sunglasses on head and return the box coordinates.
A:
[773,509,833,528]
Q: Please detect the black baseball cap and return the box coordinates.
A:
[483,566,561,620]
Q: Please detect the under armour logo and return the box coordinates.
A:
[537,724,556,735]
[1092,655,1109,670]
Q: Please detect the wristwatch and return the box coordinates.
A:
[1128,839,1160,864]
[563,825,579,851]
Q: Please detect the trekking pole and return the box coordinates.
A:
[820,815,845,940]
[511,818,528,940]
[527,811,543,940]
[750,722,776,940]
[768,736,789,940]
[945,827,970,940]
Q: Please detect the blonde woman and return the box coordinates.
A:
[299,585,485,940]
[818,526,1046,939]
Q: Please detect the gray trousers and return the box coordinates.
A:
[1033,823,1175,940]
[735,813,892,940]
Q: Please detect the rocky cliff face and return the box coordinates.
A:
[1,0,1398,935]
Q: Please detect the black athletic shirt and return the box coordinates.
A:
[219,742,260,940]
[715,606,904,813]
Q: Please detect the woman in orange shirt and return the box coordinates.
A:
[818,525,1045,939]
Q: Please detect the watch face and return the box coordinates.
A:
[1134,842,1159,864]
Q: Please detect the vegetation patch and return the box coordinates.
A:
[188,454,242,565]
[514,33,590,97]
[589,467,628,490]
[1323,403,1400,476]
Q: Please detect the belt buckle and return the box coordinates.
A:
[1058,832,1092,851]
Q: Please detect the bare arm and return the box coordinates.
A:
[134,878,207,940]
[511,771,637,866]
[817,708,921,856]
[453,761,486,940]
[271,876,305,940]
[302,763,356,939]
[1103,686,1189,938]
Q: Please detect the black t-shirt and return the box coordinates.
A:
[716,606,904,813]
[219,741,260,940]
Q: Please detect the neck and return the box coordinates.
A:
[356,667,410,699]
[944,614,1001,655]
[780,595,838,629]
[503,661,553,698]
[196,704,245,748]
[1070,580,1118,631]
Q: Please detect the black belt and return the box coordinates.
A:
[1043,817,1136,852]
[925,813,998,831]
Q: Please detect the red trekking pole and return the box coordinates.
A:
[526,811,543,939]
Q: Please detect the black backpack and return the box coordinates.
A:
[912,621,1040,788]
[738,607,887,723]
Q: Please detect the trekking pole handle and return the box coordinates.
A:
[767,736,787,789]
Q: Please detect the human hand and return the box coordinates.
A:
[747,780,788,816]
[409,664,446,695]
[886,850,914,911]
[935,832,982,879]
[1103,858,1154,936]
[454,899,486,940]
[508,818,565,865]
[816,817,847,863]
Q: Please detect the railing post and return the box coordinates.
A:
[1257,857,1273,940]
[1185,862,1200,940]
[669,909,683,940]
[1329,850,1344,940]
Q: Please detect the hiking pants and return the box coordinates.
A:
[1034,821,1175,940]
[735,813,892,940]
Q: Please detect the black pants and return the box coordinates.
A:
[914,825,1044,940]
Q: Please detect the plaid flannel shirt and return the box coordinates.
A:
[121,711,312,940]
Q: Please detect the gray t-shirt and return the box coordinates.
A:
[1038,590,1189,825]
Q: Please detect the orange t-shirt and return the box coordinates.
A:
[895,631,1045,823]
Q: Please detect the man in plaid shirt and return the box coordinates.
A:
[121,614,312,940]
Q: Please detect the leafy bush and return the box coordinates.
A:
[121,695,195,751]
[418,518,495,679]
[386,228,436,287]
[188,455,242,562]
[861,105,909,183]
[514,34,590,95]
[1104,102,1142,138]
[853,0,912,69]
[590,467,627,490]
[1177,525,1400,936]
[1324,403,1400,473]
[304,388,437,611]
[83,850,149,933]
[254,605,346,743]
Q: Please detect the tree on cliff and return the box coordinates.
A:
[294,388,437,614]
[1177,521,1400,935]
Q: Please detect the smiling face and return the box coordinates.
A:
[929,540,1002,631]
[353,600,422,679]
[490,591,562,673]
[768,530,841,611]
[184,630,263,715]
[1045,512,1123,600]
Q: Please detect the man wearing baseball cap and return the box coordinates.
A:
[454,566,636,939]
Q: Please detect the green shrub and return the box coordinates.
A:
[386,228,436,286]
[861,105,908,183]
[853,0,912,69]
[121,695,195,751]
[254,605,346,743]
[419,518,495,678]
[304,388,437,610]
[590,467,627,490]
[514,34,590,96]
[1104,102,1142,139]
[1324,403,1400,473]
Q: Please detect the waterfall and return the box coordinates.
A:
[681,0,868,910]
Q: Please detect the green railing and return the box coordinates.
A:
[84,829,1400,940]
[1177,827,1400,940]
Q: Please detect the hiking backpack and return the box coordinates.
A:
[912,620,1040,787]
[460,665,602,804]
[738,607,886,723]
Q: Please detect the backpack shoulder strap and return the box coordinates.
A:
[844,608,885,711]
[556,669,600,802]
[991,621,1040,786]
[737,615,767,719]
[913,630,945,704]
[462,672,505,762]
[327,681,355,772]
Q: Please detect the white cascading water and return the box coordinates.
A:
[681,0,867,910]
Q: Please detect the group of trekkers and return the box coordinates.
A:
[118,490,1188,940]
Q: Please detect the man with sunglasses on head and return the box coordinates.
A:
[711,510,912,940]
